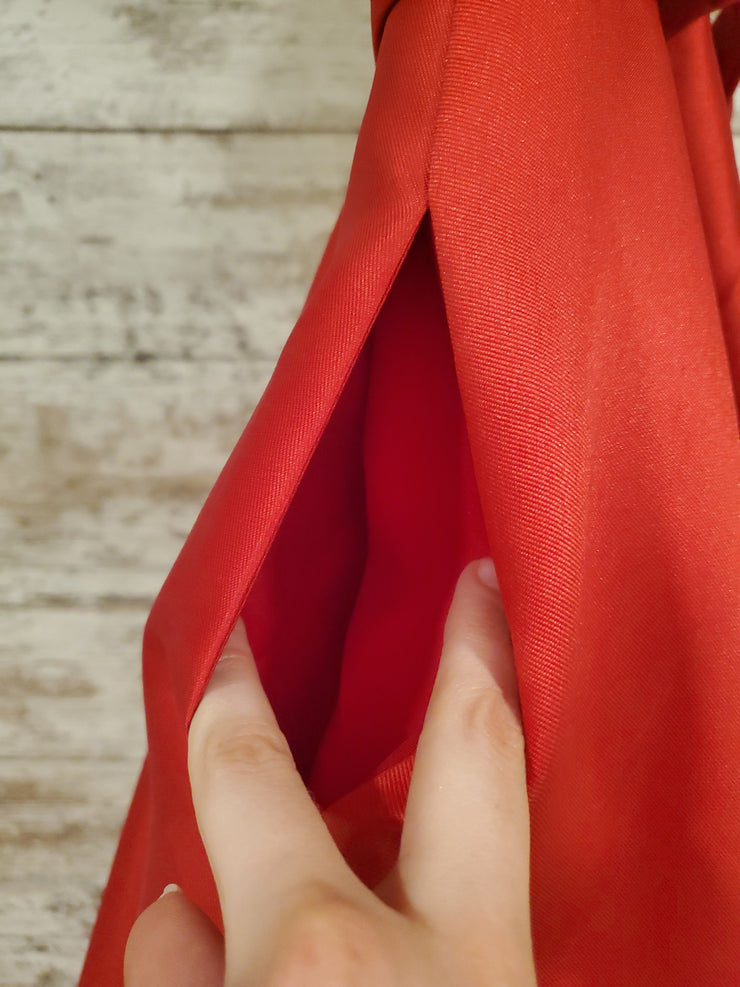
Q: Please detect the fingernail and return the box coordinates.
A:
[221,618,249,658]
[210,620,248,674]
[476,556,499,591]
[158,884,181,899]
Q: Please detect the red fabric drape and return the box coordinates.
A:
[713,4,740,102]
[80,2,740,984]
[659,0,738,37]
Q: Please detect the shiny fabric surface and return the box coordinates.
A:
[81,2,740,983]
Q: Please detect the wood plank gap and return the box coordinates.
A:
[0,597,155,611]
[0,124,360,136]
[0,354,265,364]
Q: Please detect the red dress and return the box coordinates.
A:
[81,2,740,983]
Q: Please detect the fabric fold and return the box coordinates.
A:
[81,3,740,984]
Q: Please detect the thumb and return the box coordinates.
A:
[124,885,224,986]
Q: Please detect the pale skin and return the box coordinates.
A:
[124,557,538,985]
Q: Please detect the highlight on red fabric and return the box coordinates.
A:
[80,2,740,984]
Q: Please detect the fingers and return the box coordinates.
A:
[123,886,224,987]
[395,559,533,959]
[187,618,365,981]
[186,565,532,984]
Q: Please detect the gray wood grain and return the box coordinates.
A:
[1,359,276,607]
[0,0,375,132]
[1,759,146,985]
[0,131,355,359]
[1,609,147,759]
[0,2,371,982]
[0,128,353,986]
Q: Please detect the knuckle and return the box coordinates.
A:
[455,684,526,761]
[196,719,294,777]
[272,898,393,986]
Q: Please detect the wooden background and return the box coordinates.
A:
[1,3,738,983]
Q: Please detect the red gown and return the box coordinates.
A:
[80,2,740,983]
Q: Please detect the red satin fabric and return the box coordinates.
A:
[81,2,740,984]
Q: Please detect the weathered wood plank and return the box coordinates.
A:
[0,758,146,986]
[0,760,141,877]
[1,935,93,987]
[0,3,369,983]
[0,359,275,606]
[0,608,147,759]
[0,608,148,980]
[0,3,736,136]
[0,131,355,359]
[0,0,374,132]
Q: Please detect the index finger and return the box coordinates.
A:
[187,618,364,976]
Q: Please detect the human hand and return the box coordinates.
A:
[124,557,537,985]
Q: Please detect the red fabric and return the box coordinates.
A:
[659,0,739,37]
[80,2,740,984]
[714,4,740,102]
